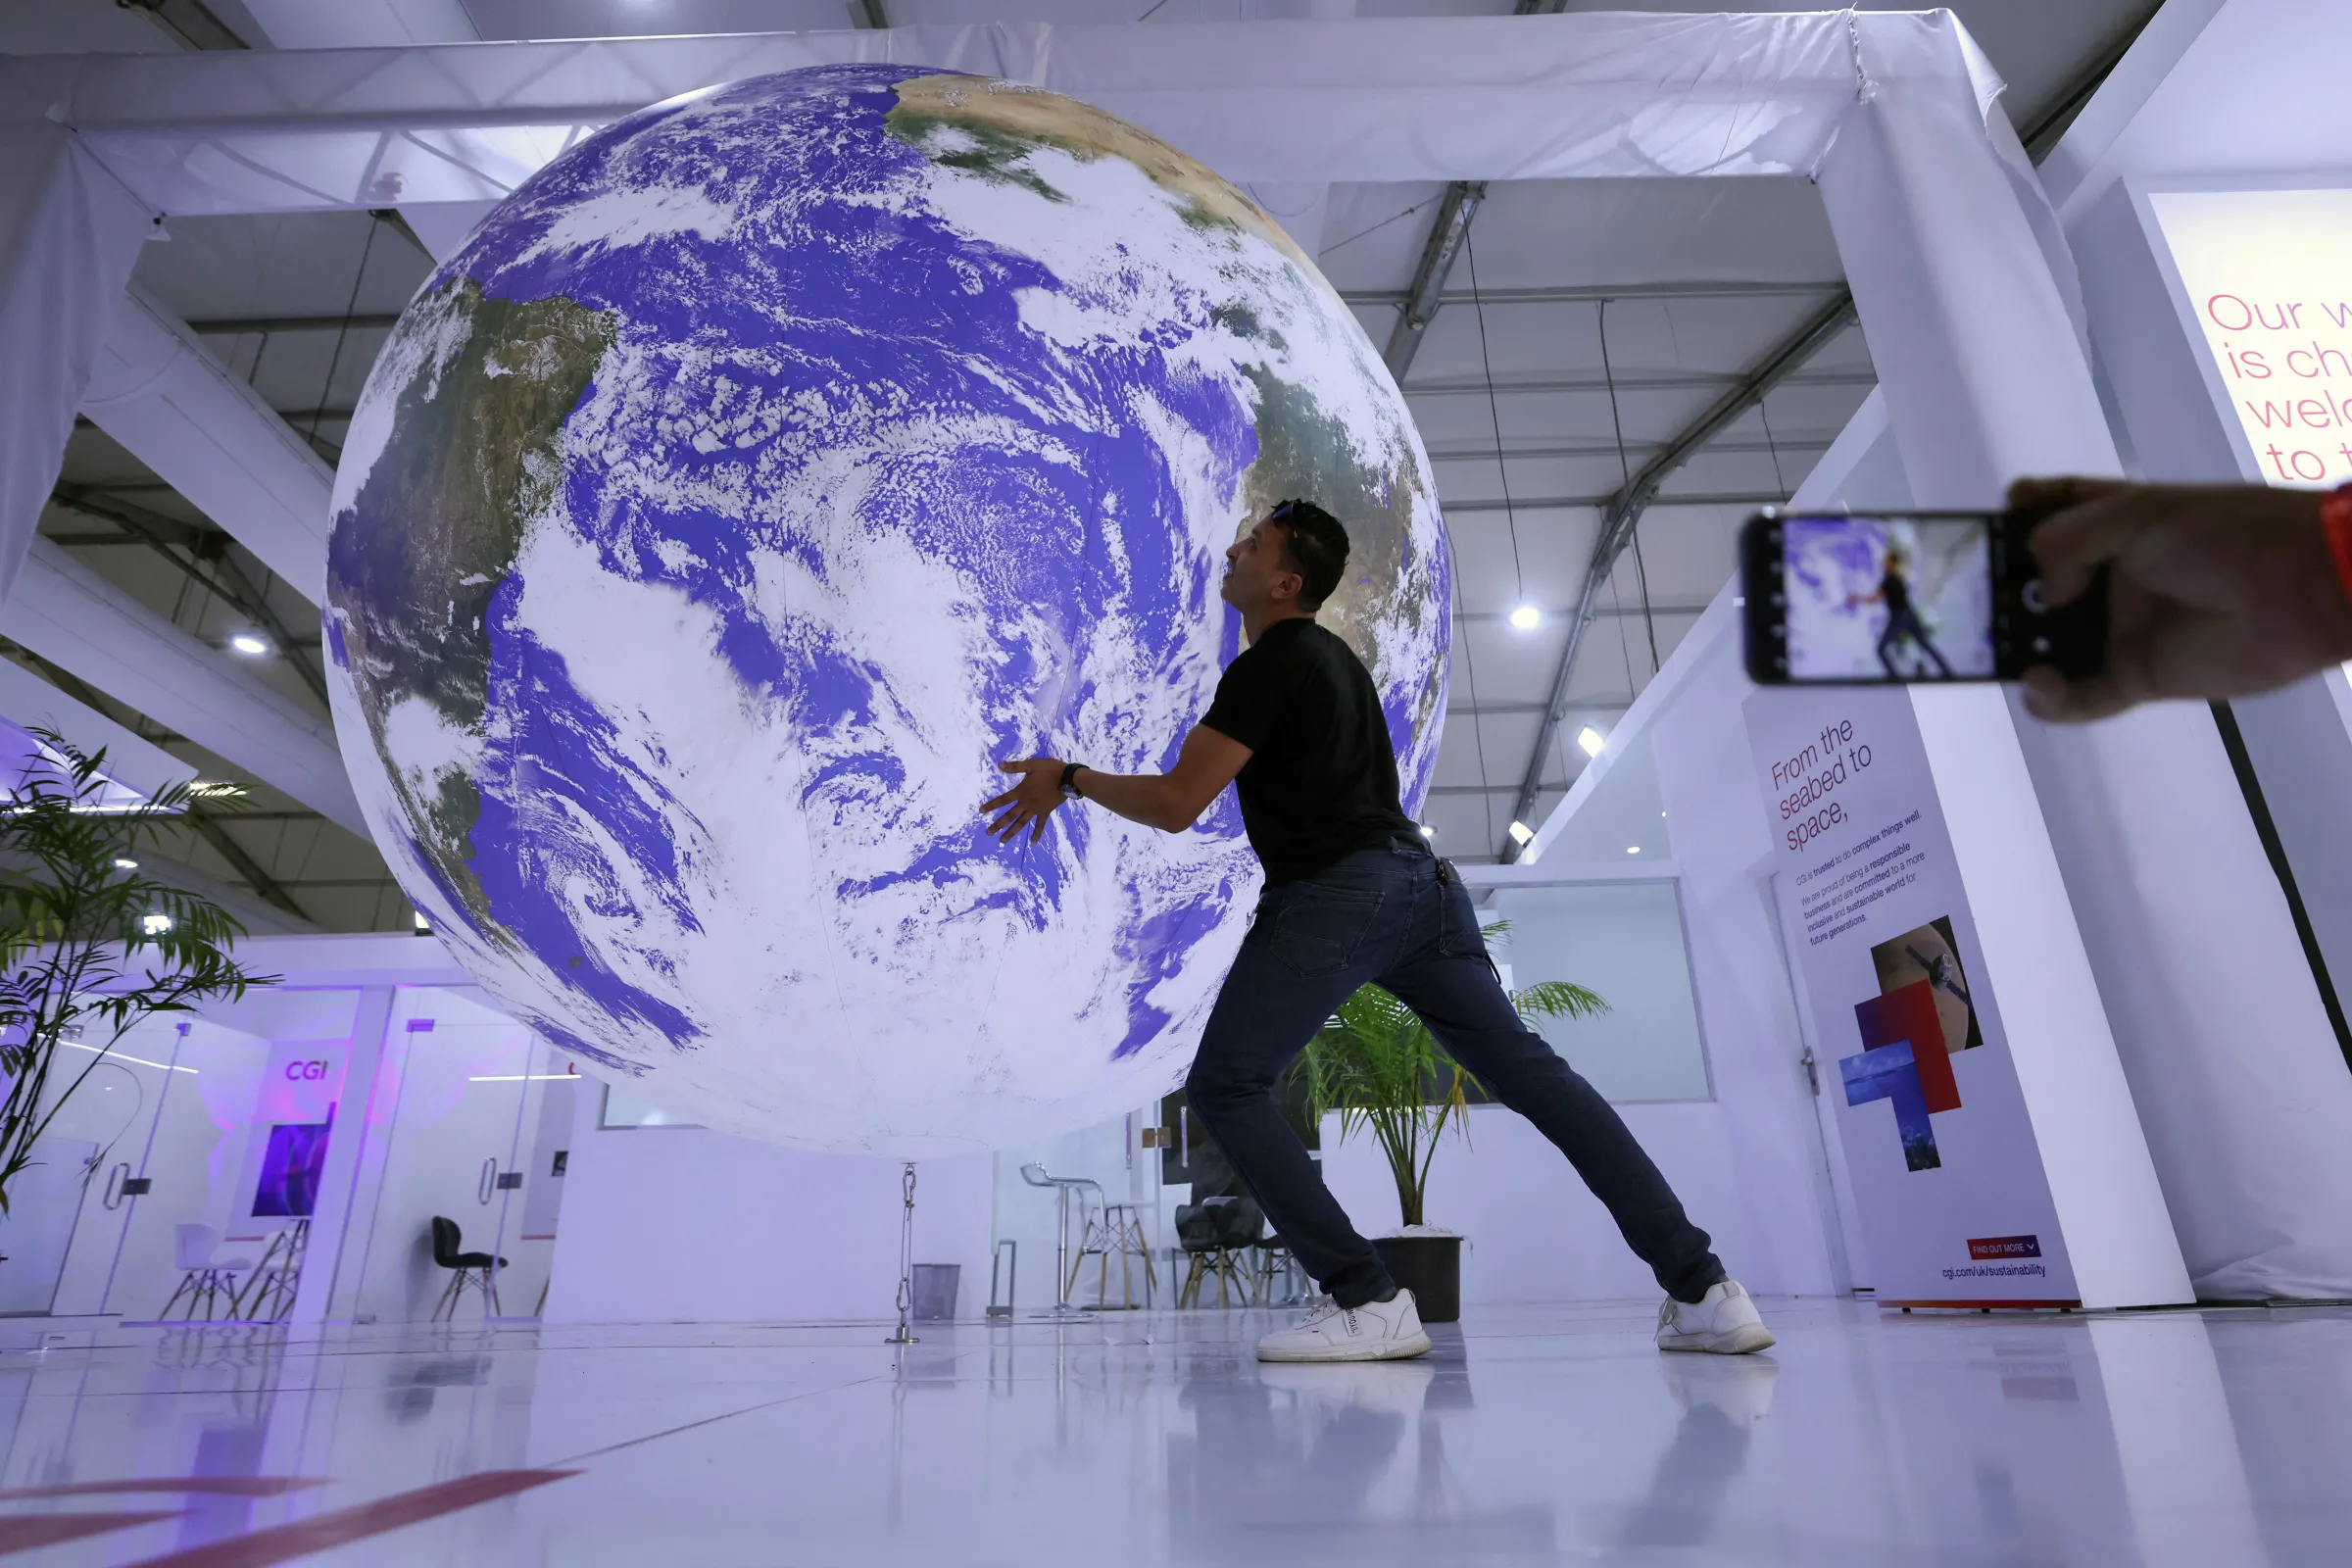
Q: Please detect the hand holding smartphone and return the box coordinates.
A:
[1741,510,2107,686]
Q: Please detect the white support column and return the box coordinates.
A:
[289,984,399,1325]
[2,539,365,833]
[1815,24,2192,1308]
[0,121,153,605]
[82,288,335,603]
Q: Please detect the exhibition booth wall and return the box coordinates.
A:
[0,935,589,1326]
[1491,0,2352,1305]
[2038,0,2352,1298]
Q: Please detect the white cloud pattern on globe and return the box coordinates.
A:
[326,66,1450,1154]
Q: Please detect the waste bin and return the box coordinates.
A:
[910,1263,961,1322]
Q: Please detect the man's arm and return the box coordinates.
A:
[2014,476,2352,720]
[983,725,1252,843]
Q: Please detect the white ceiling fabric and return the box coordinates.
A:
[13,11,2011,215]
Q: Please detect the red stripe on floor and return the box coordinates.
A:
[116,1471,579,1568]
[0,1479,326,1500]
[0,1511,179,1553]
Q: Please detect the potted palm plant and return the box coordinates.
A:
[0,730,275,1223]
[1298,925,1602,1322]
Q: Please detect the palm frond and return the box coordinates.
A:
[1298,935,1609,1228]
[0,730,275,1211]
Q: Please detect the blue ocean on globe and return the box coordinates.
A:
[326,64,1449,1154]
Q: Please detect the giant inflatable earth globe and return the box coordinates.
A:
[326,65,1450,1154]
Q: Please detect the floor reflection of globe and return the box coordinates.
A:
[325,65,1449,1155]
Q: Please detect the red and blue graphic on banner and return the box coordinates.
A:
[1839,980,1956,1171]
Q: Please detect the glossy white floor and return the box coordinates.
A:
[0,1297,2344,1566]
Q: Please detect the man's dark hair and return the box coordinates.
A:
[1266,500,1349,610]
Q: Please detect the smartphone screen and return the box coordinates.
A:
[1744,509,2106,686]
[1779,514,1996,681]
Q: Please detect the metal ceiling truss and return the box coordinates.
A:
[1348,280,1843,310]
[1406,368,1873,398]
[1382,181,1486,378]
[1458,602,1710,624]
[1445,489,1789,515]
[1375,0,1566,378]
[1426,435,1833,463]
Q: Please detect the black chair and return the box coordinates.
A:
[429,1216,508,1321]
[1174,1196,1262,1308]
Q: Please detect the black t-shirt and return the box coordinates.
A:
[1198,617,1418,884]
[1881,567,1911,617]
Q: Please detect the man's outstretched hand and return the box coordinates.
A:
[983,758,1067,844]
[2013,476,2352,722]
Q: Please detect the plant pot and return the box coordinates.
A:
[1372,1234,1461,1323]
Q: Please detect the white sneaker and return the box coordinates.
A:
[1655,1280,1776,1355]
[1255,1290,1433,1363]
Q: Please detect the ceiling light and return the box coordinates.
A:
[1508,605,1542,631]
[414,911,432,933]
[113,858,139,871]
[1576,726,1606,758]
[1507,820,1534,847]
[140,912,173,936]
[1626,845,1642,855]
[227,633,270,657]
[1418,824,1435,838]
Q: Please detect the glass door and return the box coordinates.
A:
[65,989,364,1323]
[4,1024,160,1317]
[346,988,572,1322]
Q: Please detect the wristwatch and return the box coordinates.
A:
[1058,761,1088,800]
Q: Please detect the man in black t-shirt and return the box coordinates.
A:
[984,501,1770,1361]
[1866,547,1952,678]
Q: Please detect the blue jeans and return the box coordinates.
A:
[1185,842,1728,1310]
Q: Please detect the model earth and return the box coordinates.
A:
[326,64,1449,1154]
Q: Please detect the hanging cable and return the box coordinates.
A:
[1759,394,1790,499]
[1454,566,1500,854]
[309,216,383,448]
[1598,299,1660,675]
[1318,196,1437,260]
[1597,299,1635,496]
[1464,230,1532,625]
[1630,523,1662,676]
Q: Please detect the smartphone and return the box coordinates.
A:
[1740,509,2106,685]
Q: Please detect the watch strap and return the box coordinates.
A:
[1059,761,1087,798]
[2324,483,2352,607]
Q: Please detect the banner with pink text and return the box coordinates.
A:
[2141,183,2352,489]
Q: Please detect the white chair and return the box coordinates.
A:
[159,1224,254,1322]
